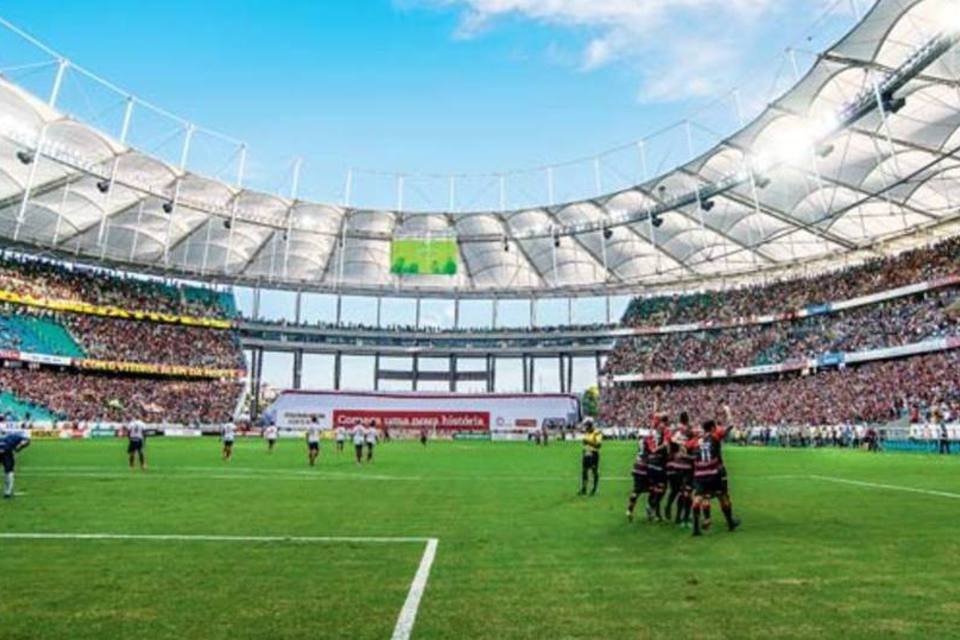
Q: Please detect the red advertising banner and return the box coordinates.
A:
[333,409,490,432]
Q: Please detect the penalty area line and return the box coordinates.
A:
[0,532,439,640]
[808,475,960,500]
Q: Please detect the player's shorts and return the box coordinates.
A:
[631,472,648,494]
[127,439,143,454]
[693,470,728,498]
[223,440,234,448]
[666,468,683,490]
[308,442,319,452]
[1,450,14,473]
[647,465,666,487]
[679,467,695,490]
[581,451,599,470]
[267,438,277,444]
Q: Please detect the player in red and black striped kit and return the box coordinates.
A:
[664,412,694,527]
[627,411,671,523]
[643,417,671,522]
[686,404,740,537]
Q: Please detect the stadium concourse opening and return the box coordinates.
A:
[3,0,960,638]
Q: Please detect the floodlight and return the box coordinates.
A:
[603,226,613,240]
[881,94,906,115]
[96,179,110,194]
[16,150,33,165]
[701,199,715,212]
[162,201,174,214]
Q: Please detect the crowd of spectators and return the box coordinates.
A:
[0,366,241,423]
[623,236,960,327]
[247,316,619,335]
[62,313,245,370]
[600,350,960,428]
[0,253,236,319]
[605,287,960,374]
[0,303,245,370]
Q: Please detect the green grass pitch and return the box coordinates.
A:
[1,438,959,639]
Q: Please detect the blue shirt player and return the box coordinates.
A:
[1,430,31,499]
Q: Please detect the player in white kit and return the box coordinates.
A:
[264,425,278,453]
[127,420,147,470]
[365,420,378,463]
[306,417,321,466]
[335,426,346,454]
[352,423,366,464]
[221,422,236,461]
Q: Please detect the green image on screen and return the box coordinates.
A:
[390,239,458,275]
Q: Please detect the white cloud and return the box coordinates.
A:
[404,0,847,102]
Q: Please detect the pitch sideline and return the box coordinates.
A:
[808,475,960,500]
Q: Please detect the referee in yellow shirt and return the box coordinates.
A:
[579,418,603,496]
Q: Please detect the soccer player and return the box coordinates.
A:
[221,421,236,461]
[365,420,378,462]
[335,426,347,453]
[665,412,693,525]
[626,433,649,521]
[689,405,740,537]
[643,414,671,521]
[264,424,278,453]
[306,418,321,466]
[1,429,30,499]
[579,418,602,496]
[419,426,428,447]
[352,422,366,464]
[127,419,147,470]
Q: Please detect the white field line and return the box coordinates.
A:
[0,532,439,640]
[808,475,960,500]
[391,538,438,640]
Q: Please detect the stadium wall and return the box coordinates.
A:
[264,390,581,438]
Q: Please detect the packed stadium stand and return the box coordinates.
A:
[601,236,960,428]
[0,254,244,423]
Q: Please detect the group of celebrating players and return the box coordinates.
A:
[580,396,740,537]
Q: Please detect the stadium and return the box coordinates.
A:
[1,0,959,637]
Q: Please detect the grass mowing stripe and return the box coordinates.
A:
[808,475,960,500]
[0,532,439,640]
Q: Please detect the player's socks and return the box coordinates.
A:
[692,504,702,536]
[721,503,739,530]
[3,471,13,498]
[703,505,712,530]
[664,490,676,520]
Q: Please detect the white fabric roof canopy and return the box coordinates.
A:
[0,0,958,299]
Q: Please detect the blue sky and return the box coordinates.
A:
[0,0,860,391]
[1,1,858,207]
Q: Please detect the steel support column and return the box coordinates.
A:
[412,354,420,391]
[292,348,303,390]
[333,351,342,390]
[449,355,457,392]
[374,353,380,391]
[558,354,566,393]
